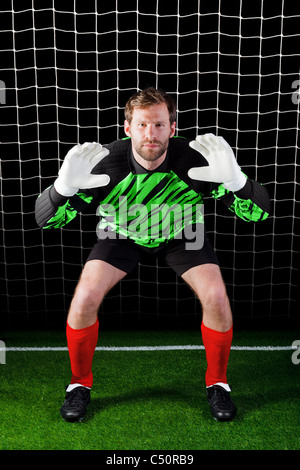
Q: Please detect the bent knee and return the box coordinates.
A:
[72,283,103,315]
[201,282,228,310]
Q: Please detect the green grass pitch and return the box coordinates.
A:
[0,329,299,450]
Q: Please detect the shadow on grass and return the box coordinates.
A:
[82,382,300,425]
[84,384,204,422]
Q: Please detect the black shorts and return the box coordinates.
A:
[86,233,219,277]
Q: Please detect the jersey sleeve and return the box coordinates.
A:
[210,176,270,222]
[35,139,130,230]
[35,185,94,229]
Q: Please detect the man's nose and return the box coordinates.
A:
[145,124,156,140]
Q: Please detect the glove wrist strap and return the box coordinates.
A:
[223,172,247,192]
[54,177,79,197]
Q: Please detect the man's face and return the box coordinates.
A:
[124,103,176,167]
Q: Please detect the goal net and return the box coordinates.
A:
[1,0,299,329]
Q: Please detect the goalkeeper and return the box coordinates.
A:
[35,87,270,422]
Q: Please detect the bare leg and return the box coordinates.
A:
[181,263,232,332]
[67,259,127,329]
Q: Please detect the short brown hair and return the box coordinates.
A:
[125,87,177,125]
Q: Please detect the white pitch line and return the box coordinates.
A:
[0,345,297,352]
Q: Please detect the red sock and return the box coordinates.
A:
[201,322,233,387]
[66,319,99,388]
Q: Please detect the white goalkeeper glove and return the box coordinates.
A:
[54,142,110,197]
[188,133,246,191]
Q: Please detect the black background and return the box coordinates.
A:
[0,0,299,330]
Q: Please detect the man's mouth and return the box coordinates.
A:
[143,143,160,148]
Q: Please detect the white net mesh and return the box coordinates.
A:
[1,0,299,328]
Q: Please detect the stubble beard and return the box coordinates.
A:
[133,140,169,162]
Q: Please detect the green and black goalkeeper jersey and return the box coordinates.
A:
[35,137,270,248]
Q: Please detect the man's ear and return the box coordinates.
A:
[170,121,176,138]
[124,120,131,137]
